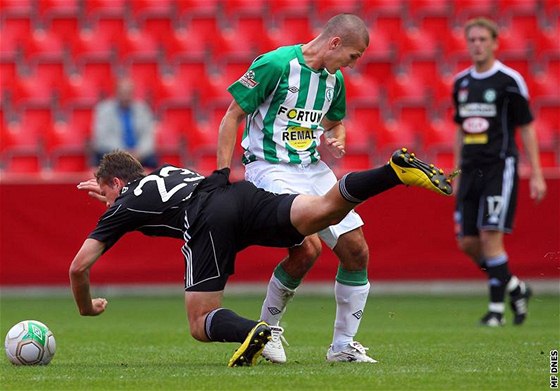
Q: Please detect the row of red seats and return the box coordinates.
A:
[1,100,558,175]
[2,0,558,26]
[3,9,558,66]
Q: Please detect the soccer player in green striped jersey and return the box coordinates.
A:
[218,14,377,363]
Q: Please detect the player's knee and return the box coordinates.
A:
[457,236,477,256]
[187,317,208,342]
[285,237,322,273]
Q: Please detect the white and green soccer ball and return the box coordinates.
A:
[5,320,56,365]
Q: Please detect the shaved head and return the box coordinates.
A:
[321,14,369,47]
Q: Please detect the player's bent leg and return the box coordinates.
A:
[389,147,456,196]
[184,291,224,341]
[261,237,321,364]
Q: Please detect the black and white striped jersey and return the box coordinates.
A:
[88,165,205,252]
[452,60,533,168]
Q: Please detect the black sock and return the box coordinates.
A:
[204,308,258,343]
[485,255,512,305]
[339,164,401,203]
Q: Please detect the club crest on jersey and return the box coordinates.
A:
[238,70,259,89]
[458,88,468,103]
[282,126,317,151]
[483,89,496,102]
[325,87,334,101]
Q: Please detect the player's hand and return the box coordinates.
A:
[77,178,107,203]
[89,298,108,316]
[529,175,546,203]
[325,137,346,159]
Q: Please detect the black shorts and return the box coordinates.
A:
[182,173,303,292]
[454,157,519,237]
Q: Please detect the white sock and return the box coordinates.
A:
[260,274,296,325]
[332,281,370,352]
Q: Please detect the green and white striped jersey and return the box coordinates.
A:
[228,45,346,165]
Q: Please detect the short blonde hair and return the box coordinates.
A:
[464,17,499,39]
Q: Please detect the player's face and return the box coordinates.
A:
[466,26,497,67]
[99,179,121,207]
[325,38,367,73]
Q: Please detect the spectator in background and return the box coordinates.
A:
[452,17,547,327]
[91,77,158,168]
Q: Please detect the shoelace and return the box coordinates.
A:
[269,326,289,346]
[349,341,368,354]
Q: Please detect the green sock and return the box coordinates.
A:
[335,266,368,286]
[273,264,302,290]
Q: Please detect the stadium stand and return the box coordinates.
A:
[0,0,558,175]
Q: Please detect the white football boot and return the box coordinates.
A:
[261,325,288,363]
[326,341,378,363]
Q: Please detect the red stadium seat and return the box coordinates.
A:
[0,16,32,59]
[197,74,235,112]
[69,25,115,64]
[11,75,54,107]
[268,0,313,18]
[77,61,115,99]
[163,28,210,64]
[529,71,560,102]
[212,24,262,64]
[176,0,221,17]
[128,0,173,20]
[343,73,382,106]
[155,106,194,167]
[223,0,267,19]
[361,0,405,21]
[124,60,161,101]
[83,0,126,22]
[315,0,361,22]
[498,27,532,60]
[267,15,316,47]
[37,0,80,39]
[0,61,17,96]
[387,73,429,106]
[0,112,49,173]
[59,73,103,108]
[534,26,560,64]
[183,17,220,45]
[22,28,65,64]
[45,119,90,172]
[422,116,457,169]
[118,29,161,63]
[373,118,418,161]
[407,0,450,18]
[497,0,538,15]
[452,0,495,24]
[152,73,196,109]
[34,61,67,89]
[398,27,440,62]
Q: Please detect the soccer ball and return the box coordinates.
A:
[5,320,56,365]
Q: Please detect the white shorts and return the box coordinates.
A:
[245,160,364,249]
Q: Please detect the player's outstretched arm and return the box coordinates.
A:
[69,238,108,316]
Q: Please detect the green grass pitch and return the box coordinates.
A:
[1,293,558,390]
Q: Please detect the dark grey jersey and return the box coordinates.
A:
[89,165,205,252]
[453,60,533,168]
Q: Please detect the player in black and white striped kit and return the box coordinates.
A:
[452,17,547,327]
